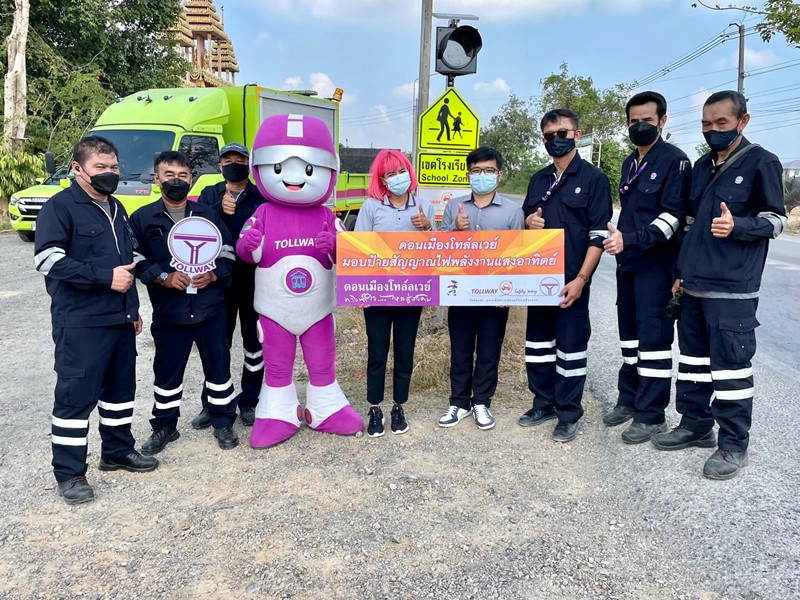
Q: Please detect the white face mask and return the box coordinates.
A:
[385,172,411,196]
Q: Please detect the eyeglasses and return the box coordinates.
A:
[467,167,499,175]
[542,128,575,143]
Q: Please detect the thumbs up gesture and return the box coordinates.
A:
[603,221,624,255]
[525,207,545,230]
[410,203,431,231]
[314,220,336,256]
[222,183,236,216]
[711,201,735,238]
[455,203,470,231]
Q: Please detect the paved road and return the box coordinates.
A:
[506,192,800,597]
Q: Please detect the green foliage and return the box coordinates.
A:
[1,0,187,164]
[0,151,45,207]
[695,141,711,157]
[692,1,800,46]
[784,175,800,212]
[483,64,633,200]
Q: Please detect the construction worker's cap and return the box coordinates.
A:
[219,142,250,158]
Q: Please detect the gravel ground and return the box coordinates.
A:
[0,231,793,600]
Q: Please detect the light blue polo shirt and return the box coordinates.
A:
[354,195,435,232]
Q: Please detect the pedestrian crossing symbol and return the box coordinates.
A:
[418,88,479,151]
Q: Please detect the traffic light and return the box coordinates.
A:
[435,25,482,77]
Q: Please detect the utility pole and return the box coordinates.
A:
[734,22,745,94]
[414,0,433,163]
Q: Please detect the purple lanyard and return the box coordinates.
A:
[619,160,648,195]
[540,172,564,203]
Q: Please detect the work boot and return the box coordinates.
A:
[57,476,95,505]
[703,449,748,480]
[621,421,668,445]
[239,407,256,427]
[651,426,716,451]
[141,427,180,455]
[518,406,557,427]
[603,404,634,426]
[98,451,159,472]
[213,426,239,450]
[191,409,212,430]
[552,420,579,443]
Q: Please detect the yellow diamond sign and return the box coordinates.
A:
[418,88,479,151]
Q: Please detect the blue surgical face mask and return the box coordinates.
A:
[385,172,411,196]
[703,124,741,152]
[469,173,498,195]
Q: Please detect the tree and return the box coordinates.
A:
[536,63,633,198]
[692,1,800,47]
[695,141,711,157]
[3,0,29,153]
[480,93,540,178]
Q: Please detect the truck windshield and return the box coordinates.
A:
[90,129,175,181]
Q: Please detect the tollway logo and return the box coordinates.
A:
[539,277,560,296]
[500,281,513,295]
[167,216,222,275]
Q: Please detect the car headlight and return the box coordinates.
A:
[9,195,18,206]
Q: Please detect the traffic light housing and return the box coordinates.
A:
[435,25,482,77]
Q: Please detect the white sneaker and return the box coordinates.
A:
[472,404,495,430]
[438,405,471,428]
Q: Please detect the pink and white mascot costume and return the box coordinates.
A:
[236,114,363,448]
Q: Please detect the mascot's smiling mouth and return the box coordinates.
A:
[283,181,306,191]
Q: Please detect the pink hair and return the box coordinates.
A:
[367,149,418,199]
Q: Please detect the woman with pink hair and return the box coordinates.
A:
[355,149,435,437]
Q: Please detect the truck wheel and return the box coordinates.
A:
[344,214,358,231]
[18,231,35,243]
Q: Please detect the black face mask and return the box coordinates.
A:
[703,125,741,152]
[161,178,190,201]
[222,162,249,183]
[628,122,660,147]
[544,136,575,158]
[82,170,119,195]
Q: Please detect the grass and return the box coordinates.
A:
[335,306,530,404]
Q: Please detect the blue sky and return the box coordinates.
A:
[226,0,800,163]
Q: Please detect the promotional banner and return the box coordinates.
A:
[336,230,565,307]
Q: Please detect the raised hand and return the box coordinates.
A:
[411,204,431,231]
[111,262,136,292]
[525,207,545,230]
[221,183,236,216]
[314,221,336,256]
[603,221,624,255]
[711,201,734,238]
[455,203,470,231]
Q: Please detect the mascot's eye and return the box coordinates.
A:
[274,163,282,174]
[305,164,314,176]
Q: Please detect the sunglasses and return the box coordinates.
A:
[543,128,575,143]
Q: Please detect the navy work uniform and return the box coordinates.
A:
[676,137,786,451]
[198,180,266,412]
[34,182,140,482]
[130,200,238,430]
[522,154,613,424]
[614,138,692,424]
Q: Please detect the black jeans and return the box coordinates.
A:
[448,306,510,409]
[364,306,423,405]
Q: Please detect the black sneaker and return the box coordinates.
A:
[57,476,95,505]
[390,404,409,435]
[191,409,212,430]
[213,426,239,450]
[518,406,557,427]
[239,407,256,427]
[141,427,180,455]
[367,406,385,438]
